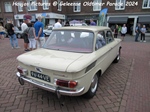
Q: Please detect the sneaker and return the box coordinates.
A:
[12,47,14,49]
[143,40,146,42]
[140,40,142,42]
[24,49,30,52]
[15,46,20,49]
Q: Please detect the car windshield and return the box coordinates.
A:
[43,30,94,53]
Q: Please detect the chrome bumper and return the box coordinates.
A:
[16,72,85,96]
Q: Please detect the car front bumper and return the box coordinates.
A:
[16,72,85,96]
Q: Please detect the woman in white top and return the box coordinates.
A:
[121,24,127,41]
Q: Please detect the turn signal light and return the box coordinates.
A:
[56,79,78,88]
[17,66,28,75]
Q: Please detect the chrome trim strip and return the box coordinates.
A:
[16,72,85,96]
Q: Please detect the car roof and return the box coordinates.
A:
[53,26,110,32]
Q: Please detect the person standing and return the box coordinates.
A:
[140,25,147,42]
[54,19,62,28]
[121,24,127,41]
[135,23,141,42]
[114,25,119,38]
[5,19,20,49]
[90,19,96,26]
[0,23,6,40]
[21,18,29,51]
[34,16,45,48]
[24,23,36,50]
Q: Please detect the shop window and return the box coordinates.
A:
[142,0,150,9]
[93,0,102,11]
[43,0,49,10]
[4,2,12,12]
[73,1,81,12]
[57,0,62,11]
[18,2,23,12]
[27,0,37,11]
[115,0,126,10]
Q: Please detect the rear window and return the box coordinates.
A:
[43,30,94,53]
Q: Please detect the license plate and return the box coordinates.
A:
[30,71,50,82]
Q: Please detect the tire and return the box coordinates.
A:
[83,74,99,99]
[17,34,21,39]
[113,48,121,63]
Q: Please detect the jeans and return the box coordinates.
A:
[8,34,19,47]
[36,37,45,48]
[135,33,140,41]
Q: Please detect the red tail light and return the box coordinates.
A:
[17,66,28,75]
[56,79,77,88]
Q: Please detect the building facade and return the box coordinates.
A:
[0,0,150,35]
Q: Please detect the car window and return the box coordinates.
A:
[44,30,94,53]
[14,27,19,31]
[106,30,114,44]
[95,31,106,50]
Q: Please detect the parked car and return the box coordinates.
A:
[5,26,23,38]
[70,23,88,26]
[14,27,23,38]
[16,26,122,99]
[43,26,53,37]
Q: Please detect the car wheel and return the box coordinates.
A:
[83,74,99,99]
[17,34,21,39]
[113,48,121,63]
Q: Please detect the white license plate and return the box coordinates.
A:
[31,71,50,82]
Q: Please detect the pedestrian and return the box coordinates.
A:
[54,19,62,28]
[135,23,141,42]
[121,24,127,41]
[5,19,20,49]
[21,18,30,51]
[34,16,45,48]
[64,21,70,26]
[114,25,119,38]
[90,19,96,26]
[24,23,36,50]
[0,23,6,40]
[140,25,146,42]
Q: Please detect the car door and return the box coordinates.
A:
[94,31,111,74]
[105,30,118,64]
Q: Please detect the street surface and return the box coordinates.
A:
[0,35,150,112]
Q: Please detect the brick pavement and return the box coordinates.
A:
[0,36,150,112]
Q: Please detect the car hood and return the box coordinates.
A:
[17,48,92,72]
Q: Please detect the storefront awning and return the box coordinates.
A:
[108,17,128,23]
[138,16,150,24]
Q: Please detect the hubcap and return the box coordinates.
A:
[91,75,98,93]
[18,34,21,38]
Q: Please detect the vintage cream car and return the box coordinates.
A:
[16,26,121,98]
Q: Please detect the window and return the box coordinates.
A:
[95,31,106,50]
[43,0,49,10]
[57,0,62,11]
[93,0,102,11]
[115,0,125,10]
[27,0,37,11]
[106,31,114,44]
[4,2,12,12]
[18,2,23,12]
[142,0,150,8]
[44,31,94,53]
[73,1,81,12]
